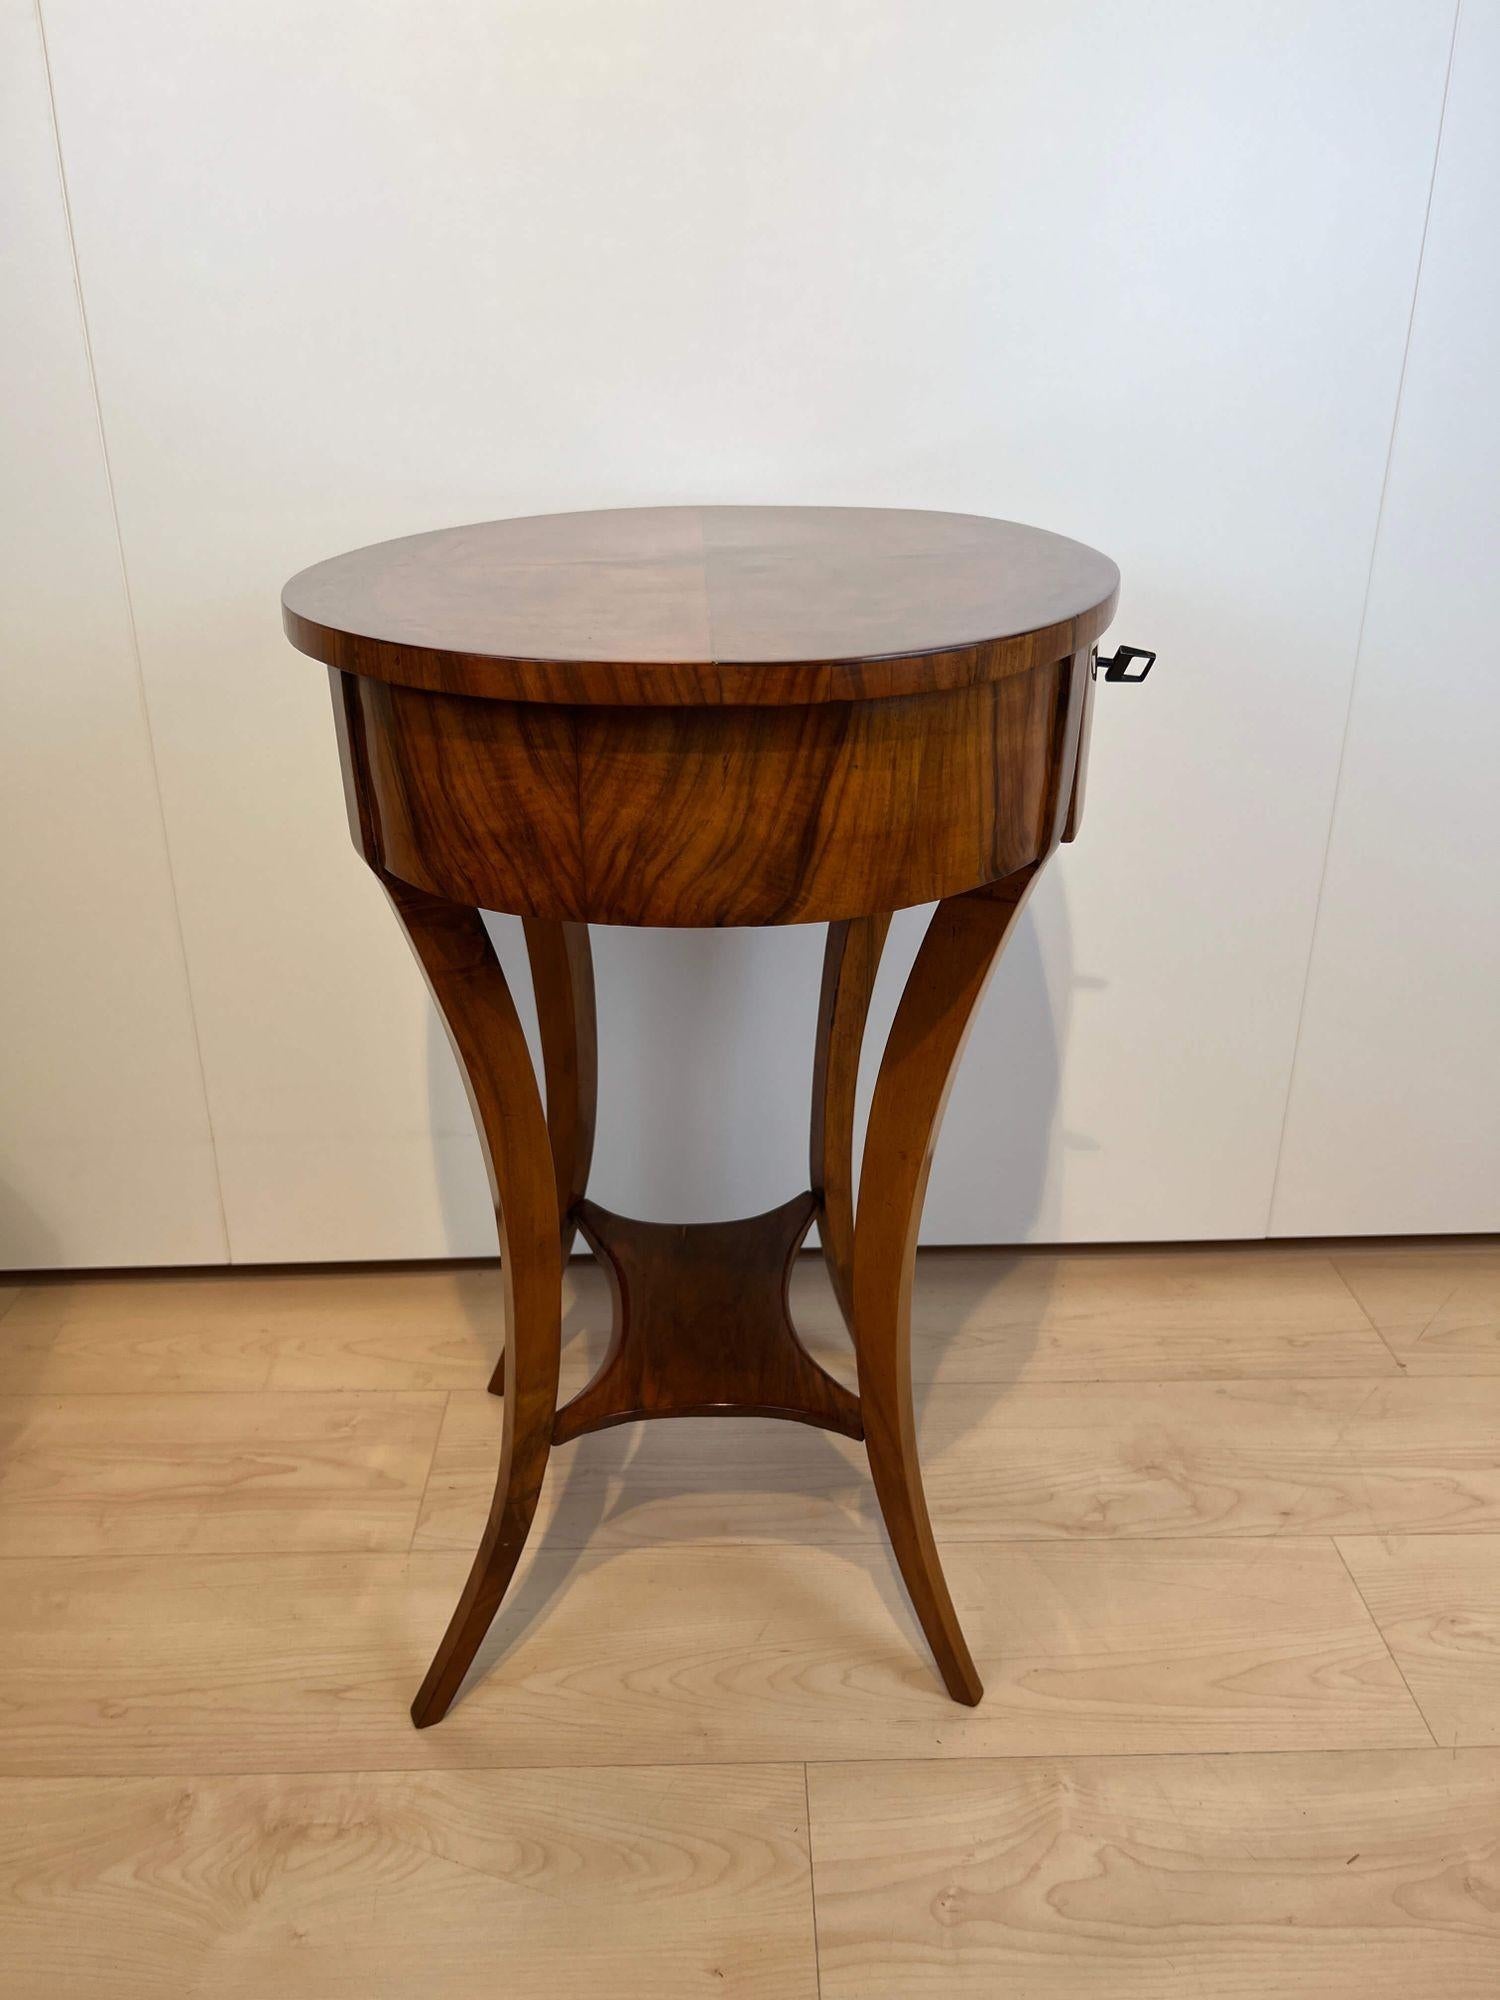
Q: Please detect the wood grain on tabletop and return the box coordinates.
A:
[282,504,1119,706]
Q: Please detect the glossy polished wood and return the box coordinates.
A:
[341,658,1074,926]
[554,1196,862,1445]
[853,865,1043,1705]
[291,505,1118,1719]
[375,873,563,1729]
[284,505,1119,706]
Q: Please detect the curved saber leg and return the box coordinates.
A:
[378,873,563,1727]
[852,864,1044,1704]
[486,918,597,1395]
[811,914,891,1332]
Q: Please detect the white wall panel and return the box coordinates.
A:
[1271,0,1499,1237]
[0,0,225,1269]
[34,1,1457,1259]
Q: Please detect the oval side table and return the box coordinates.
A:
[282,504,1125,1725]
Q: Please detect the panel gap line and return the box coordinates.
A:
[1,1740,1457,1786]
[802,1763,825,2000]
[30,0,232,1259]
[406,1390,450,1552]
[1334,1536,1440,1747]
[1265,0,1465,1232]
[1326,1256,1411,1372]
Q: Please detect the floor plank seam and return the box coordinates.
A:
[7,1525,1499,1565]
[1332,1536,1440,1747]
[18,1367,1500,1392]
[406,1389,450,1553]
[802,1763,825,2000]
[800,1739,1487,1771]
[0,1760,824,1792]
[2,1739,1459,1783]
[0,1369,1454,1396]
[404,1528,1500,1553]
[1326,1255,1412,1372]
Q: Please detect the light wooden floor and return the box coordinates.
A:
[1,1238,1498,1997]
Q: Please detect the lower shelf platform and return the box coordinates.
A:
[551,1193,864,1445]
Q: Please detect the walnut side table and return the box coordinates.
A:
[282,504,1131,1726]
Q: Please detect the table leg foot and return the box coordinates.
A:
[409,1426,553,1727]
[853,864,1044,1705]
[377,871,563,1726]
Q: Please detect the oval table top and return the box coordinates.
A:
[283,505,1118,707]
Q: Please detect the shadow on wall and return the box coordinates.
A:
[422,884,1075,1245]
[906,868,1082,1246]
[420,886,1080,1357]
